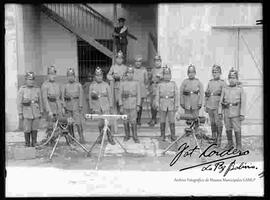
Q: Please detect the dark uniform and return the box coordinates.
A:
[155,66,179,141]
[205,65,226,146]
[113,17,128,59]
[107,51,128,113]
[41,66,65,142]
[218,68,246,150]
[62,68,85,144]
[148,55,164,127]
[82,73,95,114]
[17,72,43,147]
[133,55,148,125]
[180,65,204,116]
[119,66,141,143]
[89,67,115,145]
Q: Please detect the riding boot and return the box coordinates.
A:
[211,124,217,143]
[235,131,242,150]
[123,121,131,141]
[169,123,177,141]
[77,124,86,144]
[148,107,157,127]
[31,130,38,147]
[107,128,116,145]
[97,126,103,144]
[159,123,166,141]
[216,126,223,148]
[24,132,31,147]
[224,130,234,149]
[137,106,142,126]
[131,123,140,143]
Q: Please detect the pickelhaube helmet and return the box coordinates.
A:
[126,65,134,73]
[212,64,222,73]
[95,67,103,76]
[163,65,171,75]
[47,65,57,75]
[187,64,196,73]
[228,68,238,79]
[135,55,143,62]
[25,72,35,80]
[67,68,75,76]
[154,55,161,61]
[116,50,124,58]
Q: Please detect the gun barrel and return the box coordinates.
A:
[85,114,128,120]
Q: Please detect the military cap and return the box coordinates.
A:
[154,55,161,61]
[25,72,35,80]
[95,67,103,76]
[163,65,171,75]
[47,65,57,75]
[118,17,126,22]
[126,65,134,73]
[67,68,75,76]
[116,50,124,58]
[187,64,196,73]
[212,64,222,73]
[228,68,238,79]
[135,55,143,62]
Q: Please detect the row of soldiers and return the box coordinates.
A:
[17,50,246,150]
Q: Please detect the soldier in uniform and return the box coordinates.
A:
[204,65,226,147]
[119,66,141,143]
[218,68,246,150]
[155,66,179,141]
[107,51,128,114]
[62,68,86,144]
[148,55,164,127]
[41,66,65,143]
[180,65,204,116]
[133,55,148,126]
[17,72,43,147]
[113,17,128,60]
[83,72,95,114]
[89,67,115,145]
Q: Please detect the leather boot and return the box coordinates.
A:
[107,129,116,145]
[216,126,223,148]
[97,126,103,144]
[131,123,140,143]
[211,124,217,143]
[31,130,38,147]
[159,123,166,141]
[148,108,157,127]
[137,106,142,126]
[169,123,177,141]
[235,131,242,150]
[123,121,131,141]
[24,132,31,147]
[77,124,86,144]
[224,130,234,149]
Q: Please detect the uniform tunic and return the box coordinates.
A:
[149,67,164,106]
[218,85,246,132]
[114,26,128,57]
[180,78,204,115]
[17,85,43,132]
[156,81,179,123]
[119,80,141,123]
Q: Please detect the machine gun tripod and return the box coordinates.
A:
[35,116,90,160]
[85,114,129,170]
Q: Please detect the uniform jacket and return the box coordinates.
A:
[180,78,204,110]
[133,67,148,98]
[41,80,63,115]
[156,81,179,111]
[114,26,128,44]
[107,64,128,89]
[149,67,164,96]
[17,85,43,119]
[119,80,141,109]
[218,85,246,118]
[89,81,113,113]
[62,81,83,112]
[205,79,226,110]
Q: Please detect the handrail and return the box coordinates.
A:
[149,32,157,52]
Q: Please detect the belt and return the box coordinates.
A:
[64,97,79,101]
[161,96,174,99]
[22,100,38,106]
[205,92,221,97]
[47,97,57,102]
[183,91,199,95]
[228,103,239,106]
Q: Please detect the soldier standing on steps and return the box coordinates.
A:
[41,66,65,144]
[119,66,141,143]
[113,17,128,61]
[204,65,226,147]
[83,72,95,114]
[17,72,43,147]
[155,66,179,142]
[62,68,86,144]
[218,68,246,150]
[89,67,115,145]
[148,55,164,127]
[133,55,148,126]
[180,64,204,116]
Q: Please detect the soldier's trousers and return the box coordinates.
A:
[124,108,137,123]
[224,116,241,132]
[159,109,175,123]
[207,109,223,128]
[23,118,40,132]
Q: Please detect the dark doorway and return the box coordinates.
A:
[77,38,113,84]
